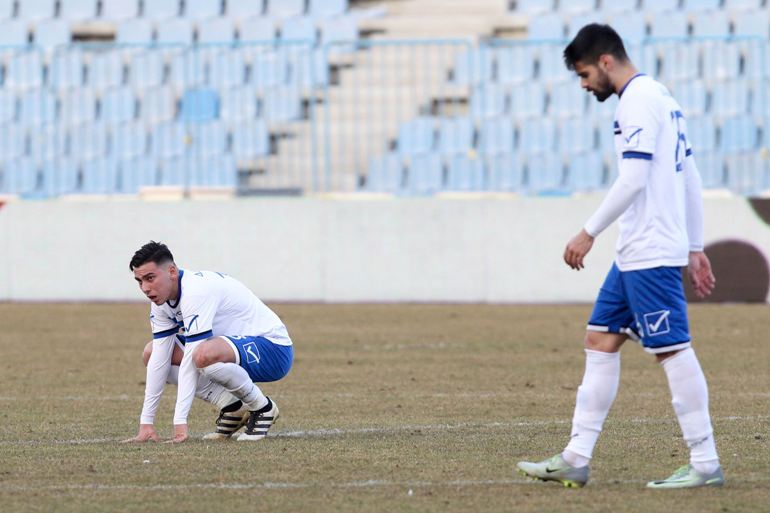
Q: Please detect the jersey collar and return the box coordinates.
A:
[618,73,645,98]
[167,269,184,308]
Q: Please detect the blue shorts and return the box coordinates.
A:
[587,263,691,354]
[224,336,293,382]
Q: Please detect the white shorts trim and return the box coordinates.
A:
[222,337,241,365]
[644,341,692,354]
[586,324,609,332]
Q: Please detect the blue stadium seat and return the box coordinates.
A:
[239,17,277,42]
[669,79,706,117]
[43,157,78,195]
[169,51,208,86]
[157,18,194,45]
[710,79,751,117]
[310,0,347,18]
[547,80,587,118]
[89,54,127,90]
[159,156,187,185]
[598,0,636,13]
[0,124,26,158]
[208,51,247,87]
[143,0,180,20]
[512,0,554,15]
[526,153,564,194]
[116,19,154,45]
[184,0,222,19]
[566,152,604,191]
[18,0,55,21]
[49,50,85,89]
[226,0,263,19]
[648,11,688,38]
[397,117,436,155]
[446,154,485,191]
[34,19,71,49]
[151,121,187,158]
[119,155,158,191]
[0,20,28,46]
[188,121,227,156]
[81,157,119,193]
[100,86,136,123]
[478,118,515,155]
[733,10,770,38]
[695,151,724,188]
[19,89,57,126]
[596,117,615,153]
[250,52,287,88]
[180,88,219,121]
[510,82,546,119]
[292,48,329,88]
[0,91,16,123]
[2,158,38,195]
[111,121,147,159]
[102,0,139,20]
[560,0,596,14]
[518,118,556,154]
[537,43,571,82]
[720,116,758,152]
[320,16,358,52]
[406,153,443,194]
[496,46,535,84]
[0,0,13,19]
[656,42,699,81]
[365,152,403,192]
[452,48,494,86]
[725,0,762,8]
[486,153,522,191]
[231,119,270,159]
[198,18,236,44]
[682,0,720,10]
[527,13,564,40]
[470,84,508,118]
[199,154,237,187]
[642,0,678,12]
[60,0,98,20]
[725,152,767,194]
[267,0,305,18]
[139,86,177,124]
[700,41,741,81]
[281,16,316,43]
[128,51,164,88]
[691,11,730,38]
[685,115,717,152]
[220,86,259,121]
[609,12,647,45]
[438,117,474,155]
[558,117,594,153]
[29,126,67,160]
[69,123,108,159]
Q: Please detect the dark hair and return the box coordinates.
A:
[563,23,629,71]
[130,241,174,271]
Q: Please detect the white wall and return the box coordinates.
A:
[0,194,767,302]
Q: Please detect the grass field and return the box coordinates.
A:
[1,302,769,513]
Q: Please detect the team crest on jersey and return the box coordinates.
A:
[622,126,643,149]
[244,342,261,364]
[643,309,671,337]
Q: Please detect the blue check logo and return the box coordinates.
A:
[244,342,260,364]
[643,310,671,337]
[623,127,643,148]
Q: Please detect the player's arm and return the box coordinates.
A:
[683,154,715,298]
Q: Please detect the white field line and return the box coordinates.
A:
[0,415,767,447]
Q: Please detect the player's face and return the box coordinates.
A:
[133,262,177,305]
[574,60,614,102]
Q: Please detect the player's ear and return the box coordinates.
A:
[168,263,178,278]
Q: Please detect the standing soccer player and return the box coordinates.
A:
[516,24,723,489]
[124,241,293,443]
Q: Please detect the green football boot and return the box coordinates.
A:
[647,464,725,489]
[516,454,589,488]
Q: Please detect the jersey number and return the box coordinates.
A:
[671,110,687,173]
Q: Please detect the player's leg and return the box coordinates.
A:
[624,267,722,488]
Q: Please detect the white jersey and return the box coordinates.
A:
[611,74,693,271]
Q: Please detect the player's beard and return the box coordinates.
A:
[592,71,614,102]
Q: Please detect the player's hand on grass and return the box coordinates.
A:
[564,229,595,270]
[164,424,189,444]
[688,251,716,299]
[121,424,160,443]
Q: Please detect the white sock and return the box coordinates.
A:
[166,365,238,409]
[662,348,720,474]
[199,362,268,411]
[563,349,620,467]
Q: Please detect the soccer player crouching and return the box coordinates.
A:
[123,241,293,443]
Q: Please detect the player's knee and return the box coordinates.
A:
[583,331,624,352]
[142,341,153,367]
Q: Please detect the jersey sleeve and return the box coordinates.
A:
[149,303,181,339]
[179,289,217,342]
[617,93,660,161]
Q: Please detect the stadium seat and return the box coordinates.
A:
[239,17,277,42]
[116,19,154,45]
[184,0,222,19]
[29,126,67,160]
[81,157,119,193]
[725,152,767,194]
[609,11,647,45]
[710,79,751,117]
[43,157,78,195]
[0,91,16,123]
[451,48,494,86]
[33,19,71,49]
[159,156,188,185]
[310,0,348,18]
[250,52,288,88]
[686,115,716,152]
[670,79,707,116]
[102,0,139,20]
[151,121,187,157]
[143,0,180,20]
[220,86,259,121]
[19,89,57,126]
[526,152,564,194]
[128,51,164,88]
[701,41,742,81]
[0,0,13,20]
[18,0,55,21]
[547,80,587,118]
[642,0,678,12]
[691,11,730,38]
[139,86,177,123]
[486,153,522,191]
[119,155,157,191]
[558,117,594,153]
[733,10,770,38]
[198,18,236,44]
[496,45,535,84]
[437,117,474,155]
[513,0,554,15]
[0,20,28,46]
[365,152,403,192]
[59,88,97,125]
[291,48,329,88]
[169,51,208,86]
[397,117,436,155]
[69,123,108,159]
[188,121,228,156]
[596,116,615,154]
[226,0,263,19]
[559,0,596,14]
[100,86,136,124]
[538,43,571,82]
[111,121,147,159]
[509,82,545,119]
[157,18,193,45]
[281,16,316,43]
[695,151,724,188]
[59,0,98,20]
[2,158,38,195]
[682,0,720,10]
[566,151,604,191]
[446,154,485,190]
[478,117,515,155]
[0,124,26,158]
[406,153,444,194]
[725,0,762,9]
[720,115,757,152]
[231,119,270,159]
[656,42,699,81]
[518,118,556,154]
[470,84,508,118]
[49,50,85,89]
[180,88,219,122]
[648,11,688,38]
[527,13,564,40]
[200,154,237,187]
[208,51,247,87]
[267,0,305,18]
[320,16,358,52]
[598,0,636,13]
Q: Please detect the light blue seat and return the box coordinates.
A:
[120,155,158,191]
[320,15,357,53]
[239,17,276,42]
[558,117,594,153]
[226,1,263,19]
[733,10,769,38]
[208,51,246,87]
[81,157,119,193]
[184,0,221,19]
[470,84,508,119]
[6,53,44,89]
[250,52,287,88]
[143,0,179,20]
[157,18,193,45]
[169,50,208,86]
[33,19,71,49]
[670,79,707,116]
[725,0,762,8]
[188,121,227,156]
[102,0,139,20]
[725,151,767,194]
[496,45,534,84]
[267,0,305,18]
[2,158,38,195]
[478,117,515,155]
[291,48,329,88]
[700,41,741,81]
[642,0,678,12]
[100,86,136,123]
[19,89,57,126]
[720,115,757,152]
[406,153,443,194]
[538,43,571,82]
[281,16,316,43]
[609,11,647,45]
[0,91,17,123]
[310,0,347,17]
[0,20,28,45]
[43,157,78,195]
[220,86,258,121]
[648,11,688,38]
[18,0,55,21]
[526,153,564,194]
[596,117,616,154]
[685,115,716,152]
[438,117,474,155]
[513,0,554,14]
[691,11,730,38]
[566,152,604,191]
[682,0,720,10]
[710,79,751,117]
[185,154,237,187]
[89,52,125,89]
[60,0,98,20]
[231,119,270,159]
[261,87,301,122]
[0,124,26,158]
[527,13,564,40]
[559,0,595,14]
[548,80,587,118]
[116,19,154,45]
[151,121,187,158]
[518,118,556,154]
[397,117,436,156]
[509,82,545,119]
[0,0,13,19]
[695,151,724,188]
[159,155,188,185]
[365,152,403,192]
[128,50,164,88]
[486,153,522,191]
[29,126,67,160]
[69,123,108,159]
[198,18,236,44]
[446,154,485,191]
[180,88,219,122]
[656,42,699,81]
[452,48,494,86]
[49,49,85,88]
[111,121,147,159]
[599,0,636,13]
